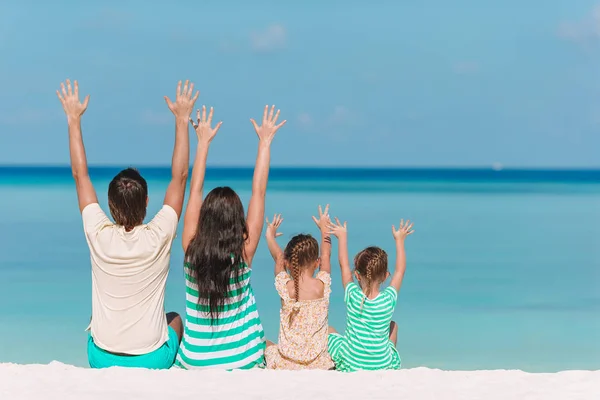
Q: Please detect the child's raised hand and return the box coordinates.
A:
[312,204,330,233]
[265,214,284,239]
[392,219,414,241]
[328,217,347,239]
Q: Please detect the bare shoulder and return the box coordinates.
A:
[288,277,326,301]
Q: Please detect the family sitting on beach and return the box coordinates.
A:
[56,79,414,371]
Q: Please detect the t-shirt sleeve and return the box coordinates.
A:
[81,203,111,236]
[147,205,179,239]
[274,271,291,301]
[316,271,332,298]
[344,282,361,305]
[384,286,399,308]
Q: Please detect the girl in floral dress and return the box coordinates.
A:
[263,205,334,370]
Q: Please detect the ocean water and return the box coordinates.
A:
[0,167,599,372]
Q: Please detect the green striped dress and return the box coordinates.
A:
[174,263,266,370]
[327,282,401,372]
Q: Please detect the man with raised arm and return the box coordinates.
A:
[56,79,199,369]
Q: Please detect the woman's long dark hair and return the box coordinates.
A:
[185,187,248,321]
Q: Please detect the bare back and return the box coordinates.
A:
[286,276,325,301]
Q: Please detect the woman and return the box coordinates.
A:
[174,105,286,369]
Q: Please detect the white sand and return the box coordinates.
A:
[1,362,598,400]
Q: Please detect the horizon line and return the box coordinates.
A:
[2,164,600,171]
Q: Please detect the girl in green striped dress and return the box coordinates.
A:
[327,218,414,372]
[174,105,286,370]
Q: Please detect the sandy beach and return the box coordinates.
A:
[1,362,598,400]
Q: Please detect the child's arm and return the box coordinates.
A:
[328,217,353,288]
[265,214,284,275]
[312,204,331,274]
[389,219,414,292]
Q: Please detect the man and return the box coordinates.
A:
[56,79,199,369]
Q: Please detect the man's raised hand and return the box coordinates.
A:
[56,79,89,121]
[164,80,200,120]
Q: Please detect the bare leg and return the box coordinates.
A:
[389,321,398,346]
[166,312,183,343]
[328,326,337,334]
[266,340,276,348]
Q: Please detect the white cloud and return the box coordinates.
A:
[140,110,171,125]
[328,106,353,126]
[81,9,132,31]
[250,24,286,53]
[297,112,313,128]
[558,5,600,44]
[219,39,239,54]
[0,109,55,125]
[453,61,479,75]
[295,107,359,140]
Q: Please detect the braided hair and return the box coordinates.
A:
[354,246,388,310]
[283,234,319,325]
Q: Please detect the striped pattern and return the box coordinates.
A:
[328,282,400,372]
[174,263,266,370]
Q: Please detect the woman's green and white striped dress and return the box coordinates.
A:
[175,263,266,370]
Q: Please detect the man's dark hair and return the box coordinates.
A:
[108,168,148,230]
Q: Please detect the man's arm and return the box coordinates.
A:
[181,106,222,252]
[244,105,286,266]
[162,80,199,219]
[56,79,97,212]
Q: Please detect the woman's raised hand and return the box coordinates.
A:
[265,213,284,239]
[190,105,222,144]
[392,219,414,241]
[250,105,286,145]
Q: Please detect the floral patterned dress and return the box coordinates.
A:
[264,271,334,370]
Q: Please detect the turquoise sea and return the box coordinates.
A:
[0,166,598,372]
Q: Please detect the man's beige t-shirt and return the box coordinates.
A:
[82,202,178,355]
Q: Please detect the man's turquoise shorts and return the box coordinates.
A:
[88,327,179,369]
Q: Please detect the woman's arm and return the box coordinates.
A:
[244,105,286,266]
[328,217,353,288]
[389,219,414,292]
[312,205,331,274]
[181,106,222,252]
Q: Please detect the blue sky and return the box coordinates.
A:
[1,1,600,167]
